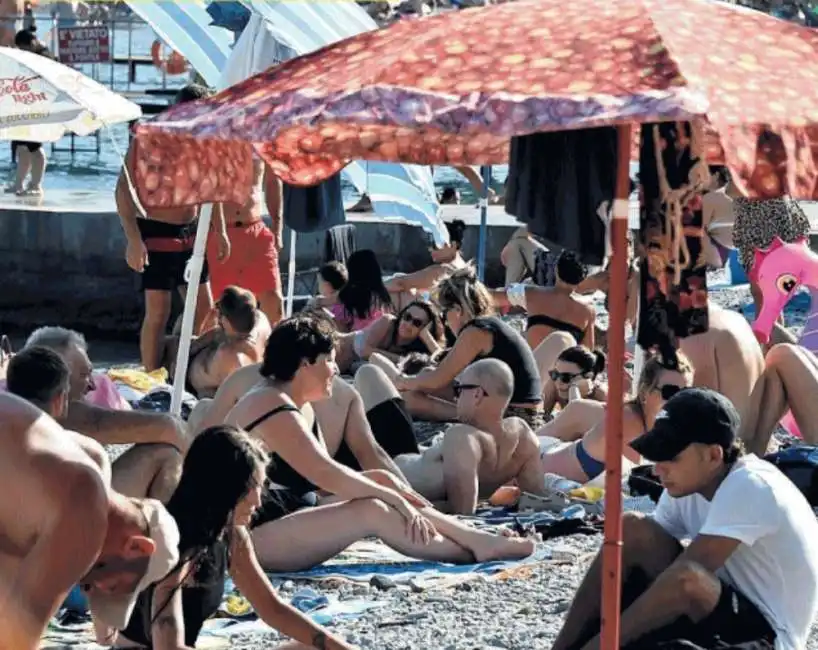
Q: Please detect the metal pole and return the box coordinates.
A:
[600,123,633,650]
[477,165,490,282]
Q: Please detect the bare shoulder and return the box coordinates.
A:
[442,424,481,451]
[504,416,540,449]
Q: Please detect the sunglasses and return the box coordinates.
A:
[549,370,583,383]
[402,313,427,328]
[453,382,484,397]
[658,384,683,401]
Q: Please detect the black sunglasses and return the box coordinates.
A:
[549,370,583,383]
[658,384,683,401]
[453,382,484,397]
[402,313,427,328]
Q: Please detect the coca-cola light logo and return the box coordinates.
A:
[0,75,48,105]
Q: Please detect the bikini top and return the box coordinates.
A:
[244,403,321,496]
[526,313,585,343]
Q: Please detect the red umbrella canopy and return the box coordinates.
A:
[133,0,818,208]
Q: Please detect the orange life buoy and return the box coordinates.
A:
[151,39,188,76]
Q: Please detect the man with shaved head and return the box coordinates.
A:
[395,358,546,515]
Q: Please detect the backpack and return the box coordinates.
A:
[764,445,818,506]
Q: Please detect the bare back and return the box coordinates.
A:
[525,288,595,349]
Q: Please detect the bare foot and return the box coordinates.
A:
[470,532,535,562]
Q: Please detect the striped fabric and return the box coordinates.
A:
[234,4,448,246]
[123,0,234,87]
[124,0,448,246]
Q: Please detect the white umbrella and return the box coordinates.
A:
[0,46,142,141]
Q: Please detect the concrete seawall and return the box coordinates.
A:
[0,201,521,337]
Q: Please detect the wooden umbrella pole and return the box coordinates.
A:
[600,123,634,650]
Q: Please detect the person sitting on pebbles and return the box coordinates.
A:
[372,358,546,515]
[0,393,180,650]
[540,345,608,418]
[538,353,694,484]
[552,388,818,650]
[225,316,534,571]
[168,285,272,399]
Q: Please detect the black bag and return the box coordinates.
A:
[764,445,818,506]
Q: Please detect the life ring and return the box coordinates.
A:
[151,40,188,76]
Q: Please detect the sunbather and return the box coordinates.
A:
[352,300,445,364]
[541,344,608,417]
[22,327,186,502]
[99,425,357,650]
[0,393,179,650]
[538,353,693,483]
[364,359,545,514]
[225,316,534,571]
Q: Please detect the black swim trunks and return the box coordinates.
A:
[136,218,209,292]
[11,140,42,153]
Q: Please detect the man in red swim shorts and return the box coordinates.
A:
[206,158,284,325]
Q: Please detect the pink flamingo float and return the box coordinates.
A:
[750,236,818,438]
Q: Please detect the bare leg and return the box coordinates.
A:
[552,513,682,650]
[258,288,284,326]
[141,290,172,372]
[28,148,46,192]
[110,443,183,503]
[369,353,457,421]
[354,363,399,411]
[252,497,532,572]
[742,343,818,454]
[187,397,213,434]
[12,146,31,191]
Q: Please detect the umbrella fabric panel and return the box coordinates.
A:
[133,0,818,207]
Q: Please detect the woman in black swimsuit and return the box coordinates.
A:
[226,315,534,571]
[116,425,355,650]
[493,250,597,350]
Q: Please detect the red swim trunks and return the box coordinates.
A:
[207,221,281,298]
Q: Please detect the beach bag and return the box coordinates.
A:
[0,335,13,381]
[764,445,818,506]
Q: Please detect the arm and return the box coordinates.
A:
[536,400,606,441]
[582,306,596,351]
[516,442,548,497]
[0,465,107,650]
[440,427,481,515]
[264,168,283,250]
[338,392,409,482]
[62,401,187,451]
[384,265,446,295]
[115,144,144,243]
[398,327,490,393]
[150,565,189,650]
[209,203,230,262]
[229,528,355,650]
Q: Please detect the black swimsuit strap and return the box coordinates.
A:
[244,404,300,432]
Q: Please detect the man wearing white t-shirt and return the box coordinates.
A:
[552,387,818,650]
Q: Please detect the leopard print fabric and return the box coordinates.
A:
[732,197,811,273]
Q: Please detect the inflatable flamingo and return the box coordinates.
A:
[750,236,818,438]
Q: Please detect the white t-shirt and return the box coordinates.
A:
[652,454,818,650]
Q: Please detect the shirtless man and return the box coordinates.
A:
[677,302,764,424]
[207,158,284,325]
[188,363,412,484]
[178,285,272,398]
[24,327,186,502]
[392,359,545,515]
[0,393,179,650]
[117,84,230,372]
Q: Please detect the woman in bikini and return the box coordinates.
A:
[330,250,393,333]
[537,353,694,483]
[113,425,356,650]
[225,315,534,571]
[389,267,544,426]
[493,250,597,350]
[385,220,469,311]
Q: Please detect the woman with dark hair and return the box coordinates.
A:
[388,267,544,426]
[538,354,694,483]
[493,249,597,351]
[330,250,393,333]
[354,300,445,364]
[385,220,469,310]
[115,425,355,650]
[225,316,533,571]
[541,345,608,416]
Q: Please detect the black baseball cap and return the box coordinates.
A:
[630,387,740,462]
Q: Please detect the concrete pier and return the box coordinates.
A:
[0,189,522,337]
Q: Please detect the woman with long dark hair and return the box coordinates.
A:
[353,300,445,364]
[330,250,393,333]
[115,425,355,650]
